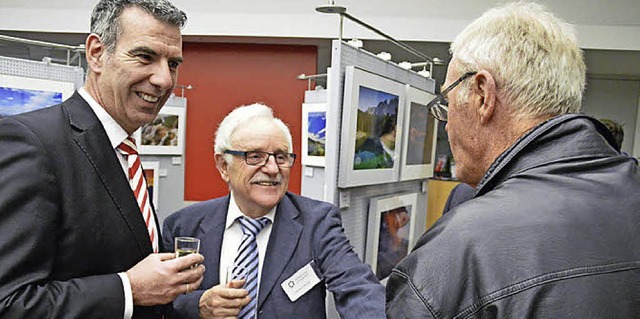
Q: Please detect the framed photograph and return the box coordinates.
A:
[301,103,327,167]
[0,74,74,118]
[399,86,438,181]
[141,161,160,211]
[366,192,418,282]
[134,106,186,155]
[338,66,406,187]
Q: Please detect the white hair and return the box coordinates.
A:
[451,1,586,117]
[214,103,293,163]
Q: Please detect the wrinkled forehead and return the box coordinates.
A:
[231,118,289,150]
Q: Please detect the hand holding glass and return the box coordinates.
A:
[226,265,248,287]
[174,237,200,258]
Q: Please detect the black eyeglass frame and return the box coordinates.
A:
[426,71,478,122]
[224,150,297,168]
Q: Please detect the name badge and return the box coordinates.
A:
[281,261,322,302]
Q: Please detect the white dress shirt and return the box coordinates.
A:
[219,194,275,294]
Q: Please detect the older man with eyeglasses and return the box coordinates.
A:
[163,103,385,319]
[387,2,640,318]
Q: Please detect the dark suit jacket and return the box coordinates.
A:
[442,183,475,214]
[0,93,165,318]
[163,192,386,319]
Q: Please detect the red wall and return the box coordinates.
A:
[178,42,317,201]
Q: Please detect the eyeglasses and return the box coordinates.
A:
[426,71,478,122]
[224,150,297,168]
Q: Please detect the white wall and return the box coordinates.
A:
[581,77,640,154]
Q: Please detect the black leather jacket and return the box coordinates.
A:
[386,114,640,318]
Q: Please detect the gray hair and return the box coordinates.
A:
[214,103,293,163]
[90,0,187,54]
[451,2,586,118]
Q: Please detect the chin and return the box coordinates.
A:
[253,193,284,208]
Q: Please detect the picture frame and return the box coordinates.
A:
[0,74,75,117]
[399,85,438,181]
[301,103,327,167]
[134,106,186,155]
[141,161,160,211]
[365,192,419,283]
[338,66,406,188]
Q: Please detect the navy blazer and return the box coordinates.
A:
[442,183,475,214]
[163,192,385,319]
[0,93,165,318]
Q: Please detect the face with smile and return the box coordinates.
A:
[87,6,183,134]
[216,118,291,218]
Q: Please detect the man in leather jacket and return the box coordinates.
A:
[386,2,640,318]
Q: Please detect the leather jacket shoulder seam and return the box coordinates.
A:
[390,269,441,318]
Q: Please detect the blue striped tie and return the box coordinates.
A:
[234,216,271,319]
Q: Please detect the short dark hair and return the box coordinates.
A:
[599,118,624,151]
[90,0,187,54]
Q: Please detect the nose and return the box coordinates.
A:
[260,154,280,174]
[149,61,174,91]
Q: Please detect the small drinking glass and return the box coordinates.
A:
[174,237,200,258]
[226,265,248,286]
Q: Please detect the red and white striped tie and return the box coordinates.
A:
[117,136,158,253]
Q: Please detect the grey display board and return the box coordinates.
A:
[0,56,84,89]
[301,40,436,319]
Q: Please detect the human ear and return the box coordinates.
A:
[85,33,106,74]
[214,154,230,183]
[472,71,497,125]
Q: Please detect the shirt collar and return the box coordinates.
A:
[225,192,277,230]
[78,87,130,148]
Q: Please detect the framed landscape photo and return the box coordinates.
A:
[338,66,406,188]
[301,103,327,167]
[135,106,186,155]
[0,74,74,118]
[399,86,438,181]
[365,192,418,283]
[141,161,160,211]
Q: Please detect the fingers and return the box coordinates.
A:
[226,279,246,289]
[179,264,205,286]
[156,252,177,261]
[199,285,251,318]
[173,253,205,269]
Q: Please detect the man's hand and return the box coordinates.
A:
[198,281,250,319]
[126,252,205,306]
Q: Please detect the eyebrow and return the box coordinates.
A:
[129,46,184,64]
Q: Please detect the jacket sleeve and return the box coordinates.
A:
[386,269,436,319]
[313,204,386,319]
[0,117,124,318]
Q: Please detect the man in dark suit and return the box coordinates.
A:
[163,103,385,319]
[0,1,204,318]
[441,183,475,214]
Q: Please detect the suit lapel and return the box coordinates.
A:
[65,93,153,255]
[258,195,303,307]
[199,196,230,285]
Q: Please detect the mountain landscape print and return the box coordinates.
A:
[307,111,326,157]
[353,85,399,170]
[0,87,63,117]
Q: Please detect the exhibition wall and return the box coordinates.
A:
[178,42,317,201]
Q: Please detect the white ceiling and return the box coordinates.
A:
[1,0,639,50]
[0,0,638,79]
[2,0,639,26]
